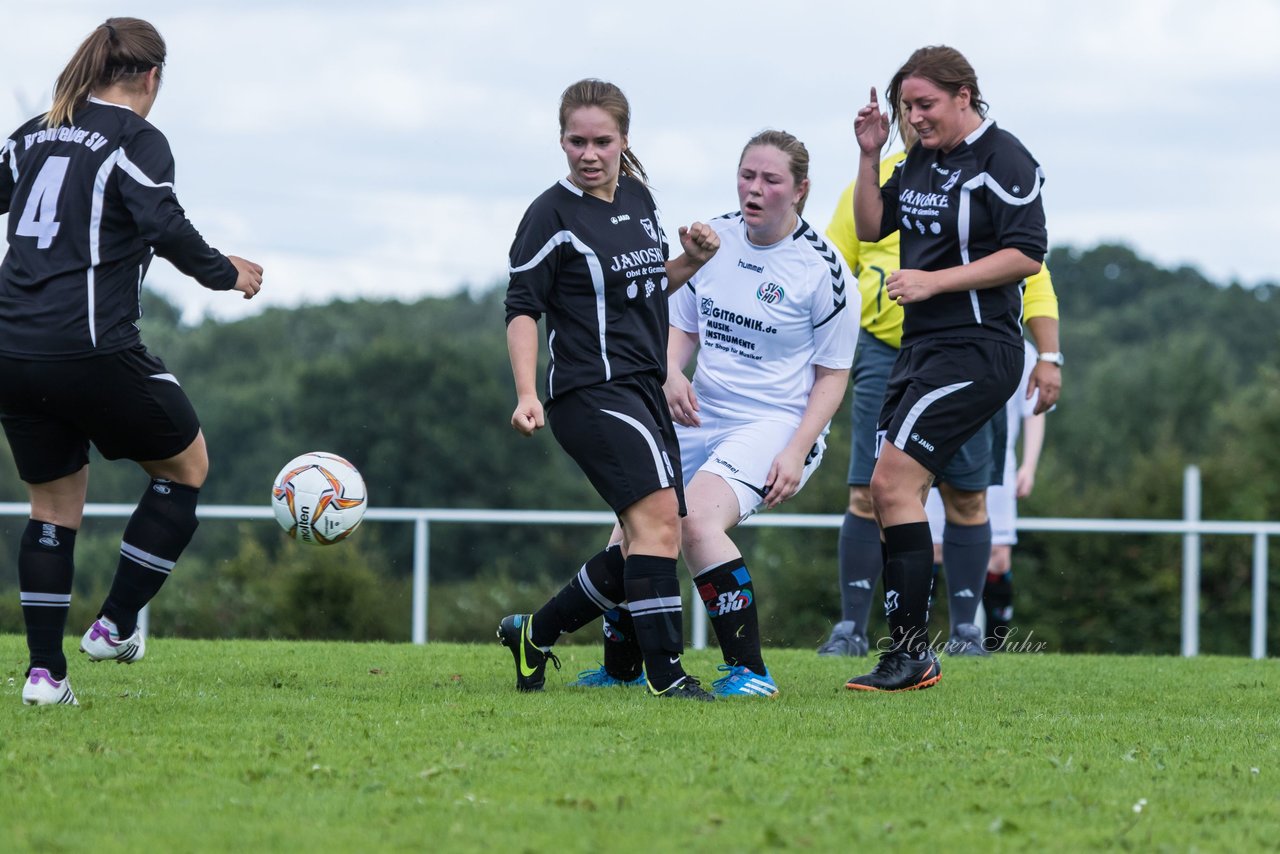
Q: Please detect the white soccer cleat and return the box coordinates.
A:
[22,668,78,706]
[80,617,146,663]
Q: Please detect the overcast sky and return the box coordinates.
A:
[3,0,1277,322]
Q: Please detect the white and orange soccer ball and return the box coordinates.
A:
[271,452,368,545]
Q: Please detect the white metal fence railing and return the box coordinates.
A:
[0,467,1272,658]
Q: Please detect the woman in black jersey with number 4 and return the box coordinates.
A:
[499,79,720,700]
[0,18,262,706]
[845,45,1048,693]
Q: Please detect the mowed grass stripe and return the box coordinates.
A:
[2,635,1276,851]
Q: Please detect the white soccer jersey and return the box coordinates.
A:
[668,213,857,425]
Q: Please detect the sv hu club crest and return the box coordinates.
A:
[640,218,657,242]
[756,282,785,304]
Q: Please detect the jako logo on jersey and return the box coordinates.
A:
[609,247,665,271]
[707,589,753,617]
[941,169,962,191]
[756,282,785,304]
[640,218,657,241]
[700,297,715,316]
[609,214,631,224]
[737,259,763,273]
[910,432,935,452]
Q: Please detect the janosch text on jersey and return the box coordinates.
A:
[0,99,238,360]
[505,175,672,400]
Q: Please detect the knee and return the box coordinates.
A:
[848,486,874,518]
[942,489,986,524]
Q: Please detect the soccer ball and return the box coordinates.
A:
[271,452,368,545]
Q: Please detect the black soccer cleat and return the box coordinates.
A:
[648,675,716,701]
[497,614,560,692]
[845,649,942,692]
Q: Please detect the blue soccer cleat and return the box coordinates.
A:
[711,664,779,698]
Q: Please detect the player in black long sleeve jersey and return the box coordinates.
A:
[498,79,721,699]
[1,18,263,706]
[845,46,1048,693]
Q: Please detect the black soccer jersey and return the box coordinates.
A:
[877,119,1046,346]
[505,175,671,400]
[0,98,236,359]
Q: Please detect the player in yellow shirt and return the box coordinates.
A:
[818,126,1061,659]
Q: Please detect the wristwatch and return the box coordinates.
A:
[1037,351,1065,366]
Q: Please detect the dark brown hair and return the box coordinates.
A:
[739,129,811,215]
[558,79,649,185]
[47,18,166,127]
[886,45,987,137]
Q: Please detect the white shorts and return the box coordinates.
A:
[676,412,825,522]
[925,482,1018,546]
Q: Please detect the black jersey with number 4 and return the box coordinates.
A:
[505,175,671,401]
[877,119,1046,346]
[0,98,236,359]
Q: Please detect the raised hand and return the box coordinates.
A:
[854,86,890,156]
[678,221,720,266]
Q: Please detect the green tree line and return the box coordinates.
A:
[0,243,1276,655]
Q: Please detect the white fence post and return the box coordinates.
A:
[412,517,429,645]
[1182,465,1201,657]
[1252,532,1268,660]
[691,582,707,650]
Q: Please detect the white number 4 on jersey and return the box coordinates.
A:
[15,155,70,249]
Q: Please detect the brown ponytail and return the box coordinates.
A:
[46,17,166,127]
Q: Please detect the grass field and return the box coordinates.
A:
[2,634,1276,852]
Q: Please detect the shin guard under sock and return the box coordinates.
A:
[882,522,936,657]
[19,520,77,680]
[101,479,199,636]
[624,554,684,690]
[530,545,625,647]
[695,559,765,673]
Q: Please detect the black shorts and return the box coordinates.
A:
[547,374,686,517]
[878,337,1023,478]
[0,345,201,484]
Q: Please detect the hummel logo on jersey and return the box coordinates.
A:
[641,218,657,242]
[737,259,763,273]
[609,214,631,224]
[707,589,753,617]
[848,579,873,590]
[756,282,785,304]
[910,432,935,452]
[955,589,975,598]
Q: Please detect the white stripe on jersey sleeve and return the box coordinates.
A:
[509,229,611,388]
[116,147,176,190]
[3,139,17,181]
[957,166,1045,326]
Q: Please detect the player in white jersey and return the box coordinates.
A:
[572,130,858,697]
[925,339,1046,650]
